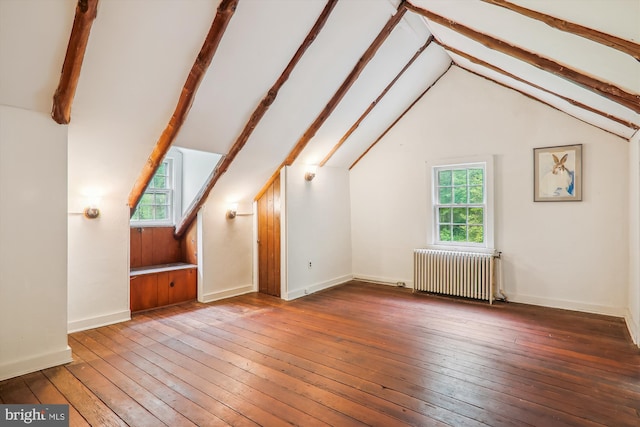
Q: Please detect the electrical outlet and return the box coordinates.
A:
[308,261,312,269]
[396,281,406,288]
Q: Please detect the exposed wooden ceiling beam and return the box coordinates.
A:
[319,35,434,167]
[350,61,453,170]
[405,2,640,114]
[51,0,99,125]
[441,42,639,131]
[256,1,409,200]
[482,0,640,61]
[174,0,339,237]
[128,0,238,215]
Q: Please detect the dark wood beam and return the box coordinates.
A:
[441,42,639,131]
[174,0,339,237]
[284,3,408,166]
[319,36,434,167]
[128,0,238,215]
[482,0,640,61]
[349,62,453,170]
[405,2,640,114]
[51,0,99,125]
[256,1,408,200]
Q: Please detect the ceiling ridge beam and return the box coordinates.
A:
[482,0,640,61]
[175,0,339,237]
[319,35,434,167]
[127,0,239,215]
[405,1,640,114]
[256,1,409,201]
[441,42,639,131]
[349,61,453,170]
[457,64,632,140]
[51,0,99,125]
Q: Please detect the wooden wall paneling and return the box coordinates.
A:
[271,175,281,297]
[150,228,182,265]
[140,228,154,267]
[258,174,280,297]
[181,221,198,265]
[258,188,268,294]
[130,228,142,268]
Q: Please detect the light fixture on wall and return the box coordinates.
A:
[305,165,317,181]
[226,203,238,219]
[83,194,101,219]
[83,205,100,219]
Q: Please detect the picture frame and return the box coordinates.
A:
[533,144,582,202]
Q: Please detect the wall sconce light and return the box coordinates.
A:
[83,205,100,219]
[305,165,317,181]
[226,203,238,219]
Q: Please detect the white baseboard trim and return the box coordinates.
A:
[201,284,254,304]
[352,274,413,288]
[507,293,626,318]
[286,275,353,301]
[68,310,131,334]
[0,346,72,381]
[624,309,639,346]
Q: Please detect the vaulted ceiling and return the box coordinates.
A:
[1,0,638,232]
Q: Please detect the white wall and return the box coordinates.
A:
[351,67,629,316]
[285,165,352,299]
[628,131,640,344]
[0,106,72,380]
[198,191,255,303]
[176,146,222,214]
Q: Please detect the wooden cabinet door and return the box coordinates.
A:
[156,272,170,307]
[167,269,196,304]
[130,275,157,312]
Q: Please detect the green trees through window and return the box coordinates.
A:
[435,166,485,244]
[131,161,173,223]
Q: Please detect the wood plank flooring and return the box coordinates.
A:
[1,281,639,426]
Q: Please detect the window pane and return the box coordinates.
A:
[139,206,154,220]
[438,170,452,186]
[156,162,166,176]
[469,185,483,204]
[155,206,168,220]
[453,170,467,185]
[468,207,483,224]
[439,225,452,241]
[468,226,484,243]
[153,175,167,189]
[439,187,452,204]
[140,194,153,205]
[439,207,451,224]
[452,225,467,241]
[453,186,467,204]
[452,207,467,224]
[155,193,168,205]
[468,168,483,185]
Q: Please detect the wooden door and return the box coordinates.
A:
[257,174,281,297]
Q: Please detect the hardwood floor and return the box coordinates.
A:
[1,281,639,426]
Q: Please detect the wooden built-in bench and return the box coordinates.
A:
[130,226,198,312]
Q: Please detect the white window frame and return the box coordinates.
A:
[428,155,494,251]
[131,151,182,227]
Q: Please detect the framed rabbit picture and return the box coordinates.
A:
[533,144,582,202]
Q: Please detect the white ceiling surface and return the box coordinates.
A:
[411,0,639,139]
[2,0,638,208]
